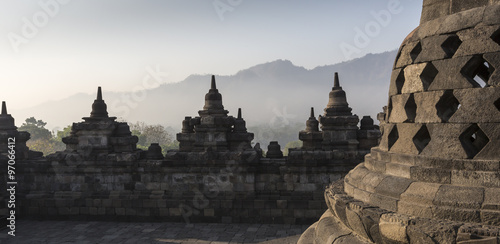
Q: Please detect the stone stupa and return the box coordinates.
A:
[176,75,254,152]
[299,0,500,243]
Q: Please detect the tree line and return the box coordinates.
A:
[19,117,179,156]
[19,117,304,156]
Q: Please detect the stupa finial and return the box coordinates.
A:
[202,75,226,113]
[211,75,216,90]
[2,101,6,115]
[334,72,340,88]
[89,86,109,119]
[0,101,16,130]
[97,86,103,100]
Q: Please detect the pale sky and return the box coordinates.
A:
[0,0,422,110]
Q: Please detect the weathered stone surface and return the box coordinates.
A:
[333,234,371,244]
[420,0,451,25]
[389,123,426,155]
[297,221,317,244]
[402,63,437,94]
[428,56,476,91]
[484,52,500,87]
[389,94,416,123]
[457,224,500,243]
[399,182,441,218]
[400,182,440,206]
[410,166,451,184]
[432,206,481,223]
[433,185,484,209]
[385,163,411,179]
[483,4,500,25]
[451,170,500,188]
[415,34,461,63]
[438,6,485,34]
[389,153,416,167]
[314,215,352,244]
[358,171,387,193]
[332,194,356,230]
[345,166,371,197]
[483,188,500,210]
[365,159,386,174]
[352,188,372,205]
[455,25,500,57]
[378,213,410,244]
[408,218,460,244]
[414,18,441,41]
[346,203,371,241]
[378,124,398,151]
[414,90,447,123]
[450,88,500,123]
[480,210,500,226]
[451,0,488,13]
[421,123,471,159]
[406,225,436,244]
[389,68,405,96]
[374,176,413,200]
[395,41,421,69]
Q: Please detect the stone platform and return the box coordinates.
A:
[0,220,308,243]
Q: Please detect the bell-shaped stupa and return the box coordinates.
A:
[299,0,500,243]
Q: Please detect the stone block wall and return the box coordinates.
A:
[9,150,363,225]
[421,0,500,24]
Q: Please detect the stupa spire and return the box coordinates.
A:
[97,86,103,100]
[2,101,7,115]
[89,86,109,119]
[0,101,16,130]
[233,107,247,133]
[299,107,322,149]
[202,75,226,114]
[333,72,340,89]
[326,72,350,110]
[305,107,319,132]
[211,75,216,90]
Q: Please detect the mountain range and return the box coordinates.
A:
[13,50,397,135]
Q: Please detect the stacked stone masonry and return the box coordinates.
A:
[0,75,379,225]
[299,0,500,243]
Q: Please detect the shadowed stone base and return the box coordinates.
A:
[298,210,371,244]
[298,181,500,244]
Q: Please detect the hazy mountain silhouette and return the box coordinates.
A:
[14,50,397,134]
